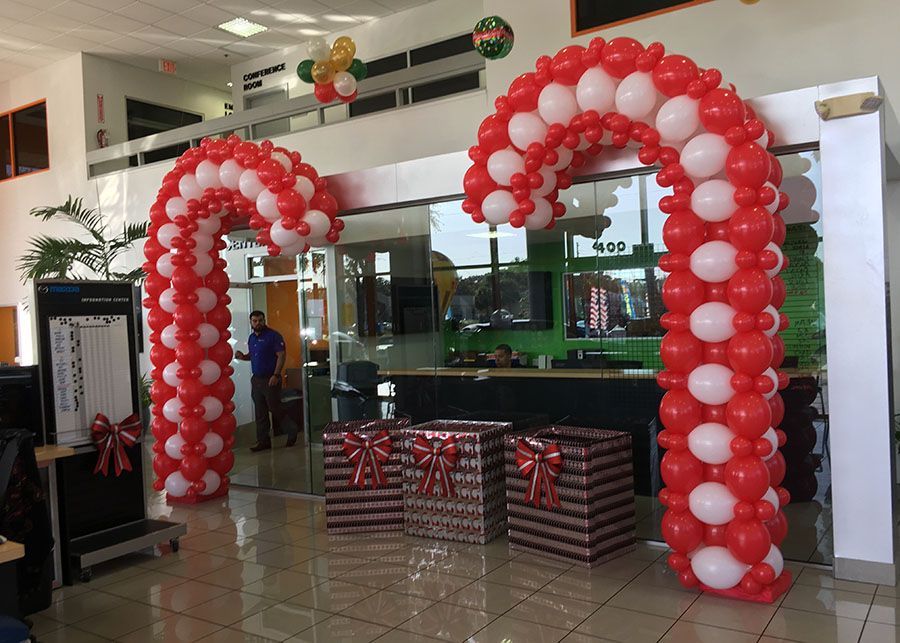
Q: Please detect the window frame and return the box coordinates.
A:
[0,98,49,183]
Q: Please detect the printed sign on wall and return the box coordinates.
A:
[571,0,712,35]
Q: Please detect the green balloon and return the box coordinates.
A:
[297,59,314,83]
[348,58,368,81]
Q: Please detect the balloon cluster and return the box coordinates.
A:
[297,36,367,105]
[464,38,792,600]
[145,135,342,503]
[472,16,514,60]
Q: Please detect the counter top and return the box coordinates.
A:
[379,368,819,380]
[35,445,76,466]
[0,540,24,564]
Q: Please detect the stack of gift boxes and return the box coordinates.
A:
[323,416,637,567]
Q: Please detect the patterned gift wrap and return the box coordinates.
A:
[505,425,636,567]
[401,420,508,544]
[323,418,410,534]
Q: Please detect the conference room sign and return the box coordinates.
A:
[571,0,713,35]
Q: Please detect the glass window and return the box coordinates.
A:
[410,34,473,65]
[349,91,397,118]
[126,98,201,166]
[365,52,407,78]
[247,254,298,279]
[12,102,48,175]
[411,72,481,103]
[0,115,10,180]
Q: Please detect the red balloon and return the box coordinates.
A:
[205,269,229,294]
[338,90,358,105]
[729,206,774,251]
[180,416,207,444]
[147,307,172,332]
[698,88,746,135]
[768,394,785,428]
[550,45,587,85]
[211,413,237,438]
[768,154,783,187]
[662,270,705,314]
[180,454,206,482]
[771,276,786,309]
[726,142,771,189]
[172,265,201,294]
[208,450,234,476]
[663,211,706,254]
[661,450,703,494]
[600,37,644,78]
[703,341,730,367]
[206,305,231,330]
[652,55,699,97]
[256,158,286,185]
[310,191,339,217]
[144,272,169,298]
[464,165,498,203]
[772,214,786,246]
[726,392,772,439]
[152,453,179,478]
[276,189,306,219]
[660,389,702,433]
[704,463,726,483]
[660,331,702,373]
[208,340,233,367]
[727,269,773,313]
[728,331,773,376]
[477,114,512,154]
[704,523,728,546]
[314,82,337,103]
[174,304,202,330]
[662,509,703,553]
[725,455,771,501]
[507,73,540,112]
[209,376,235,401]
[177,378,206,408]
[726,519,771,565]
[765,510,788,545]
[175,341,203,369]
[144,238,166,263]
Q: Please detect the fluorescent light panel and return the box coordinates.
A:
[218,17,268,38]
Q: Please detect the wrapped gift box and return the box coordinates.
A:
[323,419,410,534]
[401,420,507,544]
[505,425,635,567]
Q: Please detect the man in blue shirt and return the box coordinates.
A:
[235,311,293,451]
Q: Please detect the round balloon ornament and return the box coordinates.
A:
[472,16,514,60]
[297,35,367,105]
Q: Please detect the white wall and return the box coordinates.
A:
[82,54,232,153]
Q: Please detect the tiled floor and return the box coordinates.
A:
[28,486,896,643]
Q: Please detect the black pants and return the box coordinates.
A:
[251,376,292,444]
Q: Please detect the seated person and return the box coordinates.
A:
[493,343,519,368]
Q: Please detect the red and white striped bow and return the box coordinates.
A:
[91,412,142,476]
[342,430,393,489]
[412,435,458,497]
[515,439,564,510]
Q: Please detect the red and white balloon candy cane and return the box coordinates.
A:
[144,135,343,503]
[462,38,791,602]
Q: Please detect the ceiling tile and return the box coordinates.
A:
[0,32,43,51]
[115,1,171,24]
[46,32,106,50]
[8,23,62,43]
[24,11,85,33]
[77,42,128,55]
[314,11,361,29]
[0,4,41,21]
[132,25,180,46]
[177,4,237,26]
[100,13,147,33]
[374,0,428,10]
[79,0,134,9]
[25,44,75,60]
[339,0,392,19]
[71,25,123,44]
[141,0,192,12]
[50,0,109,22]
[154,14,207,36]
[106,33,158,53]
[242,29,298,49]
[221,40,272,56]
[265,0,329,14]
[191,28,235,48]
[28,0,69,10]
[166,37,215,56]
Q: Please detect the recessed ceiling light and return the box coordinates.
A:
[218,17,268,38]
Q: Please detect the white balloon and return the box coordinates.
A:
[195,159,222,190]
[761,305,780,337]
[160,323,178,349]
[219,159,243,190]
[761,367,779,400]
[157,223,180,250]
[162,361,181,387]
[532,167,558,198]
[192,233,214,254]
[690,302,737,343]
[239,169,265,201]
[281,240,307,255]
[164,471,190,497]
[159,287,177,314]
[690,240,738,283]
[195,287,217,314]
[193,252,213,277]
[763,486,780,513]
[762,544,784,578]
[179,174,202,201]
[656,95,700,143]
[524,197,553,230]
[271,219,301,248]
[688,422,736,465]
[508,112,548,152]
[197,323,219,349]
[202,432,224,458]
[165,197,187,221]
[307,36,330,62]
[481,190,517,226]
[691,180,737,223]
[333,71,357,97]
[538,83,578,126]
[576,67,617,114]
[295,176,315,202]
[548,147,574,172]
[763,242,784,278]
[164,432,186,460]
[162,397,183,424]
[271,151,292,173]
[195,215,221,237]
[688,363,735,405]
[689,483,738,526]
[200,469,221,495]
[156,252,174,278]
[681,133,730,179]
[306,236,328,248]
[303,210,331,237]
[762,181,779,214]
[198,359,222,386]
[256,189,280,221]
[202,396,223,422]
[615,72,657,120]
[691,546,750,590]
[762,428,778,460]
[487,148,525,186]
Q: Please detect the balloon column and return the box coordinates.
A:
[462,38,792,602]
[297,36,367,105]
[145,135,343,503]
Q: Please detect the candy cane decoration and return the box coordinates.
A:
[145,136,344,504]
[588,286,600,333]
[462,38,791,603]
[599,287,609,332]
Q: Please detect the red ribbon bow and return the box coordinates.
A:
[91,413,141,476]
[342,430,393,489]
[412,435,458,497]
[515,439,564,510]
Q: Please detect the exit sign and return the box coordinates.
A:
[571,0,712,35]
[159,58,177,74]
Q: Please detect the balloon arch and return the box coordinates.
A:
[144,137,343,505]
[462,37,791,602]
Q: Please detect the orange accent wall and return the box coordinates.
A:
[264,282,301,371]
[0,307,17,364]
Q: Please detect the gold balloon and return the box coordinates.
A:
[311,60,335,84]
[330,47,354,72]
[431,251,458,319]
[332,36,356,59]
